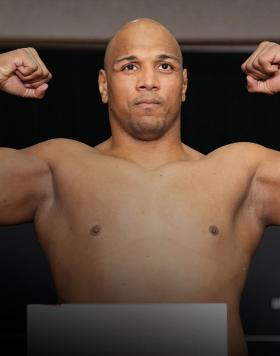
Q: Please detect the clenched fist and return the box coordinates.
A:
[0,47,52,99]
[241,41,280,95]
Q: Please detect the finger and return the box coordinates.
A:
[16,68,51,83]
[16,64,37,77]
[16,68,43,82]
[13,48,39,73]
[26,47,51,79]
[250,61,271,80]
[241,42,272,74]
[27,72,52,87]
[242,52,269,79]
[268,63,279,72]
[241,42,268,71]
[24,77,50,89]
[242,42,276,79]
[254,45,280,75]
[257,52,280,74]
[16,48,52,83]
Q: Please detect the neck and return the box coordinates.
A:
[104,121,189,169]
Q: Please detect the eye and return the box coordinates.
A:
[122,63,137,72]
[159,63,173,71]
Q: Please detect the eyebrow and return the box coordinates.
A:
[113,55,138,65]
[112,53,180,65]
[157,54,180,62]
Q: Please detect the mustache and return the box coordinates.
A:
[131,96,164,105]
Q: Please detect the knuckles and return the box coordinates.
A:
[259,41,271,48]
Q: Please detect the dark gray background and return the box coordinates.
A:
[0,0,279,48]
[0,48,279,356]
[0,1,280,354]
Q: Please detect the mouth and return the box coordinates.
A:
[134,98,161,108]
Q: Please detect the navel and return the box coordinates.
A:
[208,225,219,236]
[90,224,102,237]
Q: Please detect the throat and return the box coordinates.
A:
[103,141,193,170]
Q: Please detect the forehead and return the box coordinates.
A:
[106,23,182,65]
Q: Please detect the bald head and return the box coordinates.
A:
[104,18,183,71]
[98,18,188,141]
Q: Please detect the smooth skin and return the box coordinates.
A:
[1,19,280,356]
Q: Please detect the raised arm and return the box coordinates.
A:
[0,48,53,224]
[241,42,280,225]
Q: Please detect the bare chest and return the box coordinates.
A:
[35,157,254,305]
[46,157,253,246]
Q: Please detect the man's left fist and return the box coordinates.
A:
[241,41,280,95]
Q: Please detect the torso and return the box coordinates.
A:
[34,138,265,356]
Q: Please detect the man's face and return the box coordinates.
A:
[99,21,187,141]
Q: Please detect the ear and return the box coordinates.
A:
[181,68,188,102]
[98,69,108,103]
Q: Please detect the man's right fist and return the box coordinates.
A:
[0,47,52,99]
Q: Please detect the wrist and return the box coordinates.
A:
[0,76,5,89]
[0,55,16,90]
[0,67,9,90]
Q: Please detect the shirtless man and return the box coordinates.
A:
[0,18,280,356]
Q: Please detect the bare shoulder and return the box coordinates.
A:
[206,142,280,226]
[206,142,280,194]
[184,141,278,165]
[21,138,98,163]
[208,141,280,167]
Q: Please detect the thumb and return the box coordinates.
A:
[34,83,48,99]
[246,75,273,94]
[23,83,48,99]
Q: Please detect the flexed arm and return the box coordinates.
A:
[0,48,53,224]
[241,41,280,95]
[240,42,280,225]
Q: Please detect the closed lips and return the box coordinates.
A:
[135,99,161,104]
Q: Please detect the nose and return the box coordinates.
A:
[137,66,159,91]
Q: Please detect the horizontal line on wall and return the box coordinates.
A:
[246,335,280,342]
[0,38,279,53]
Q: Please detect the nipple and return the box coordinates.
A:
[209,225,219,236]
[90,224,102,237]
